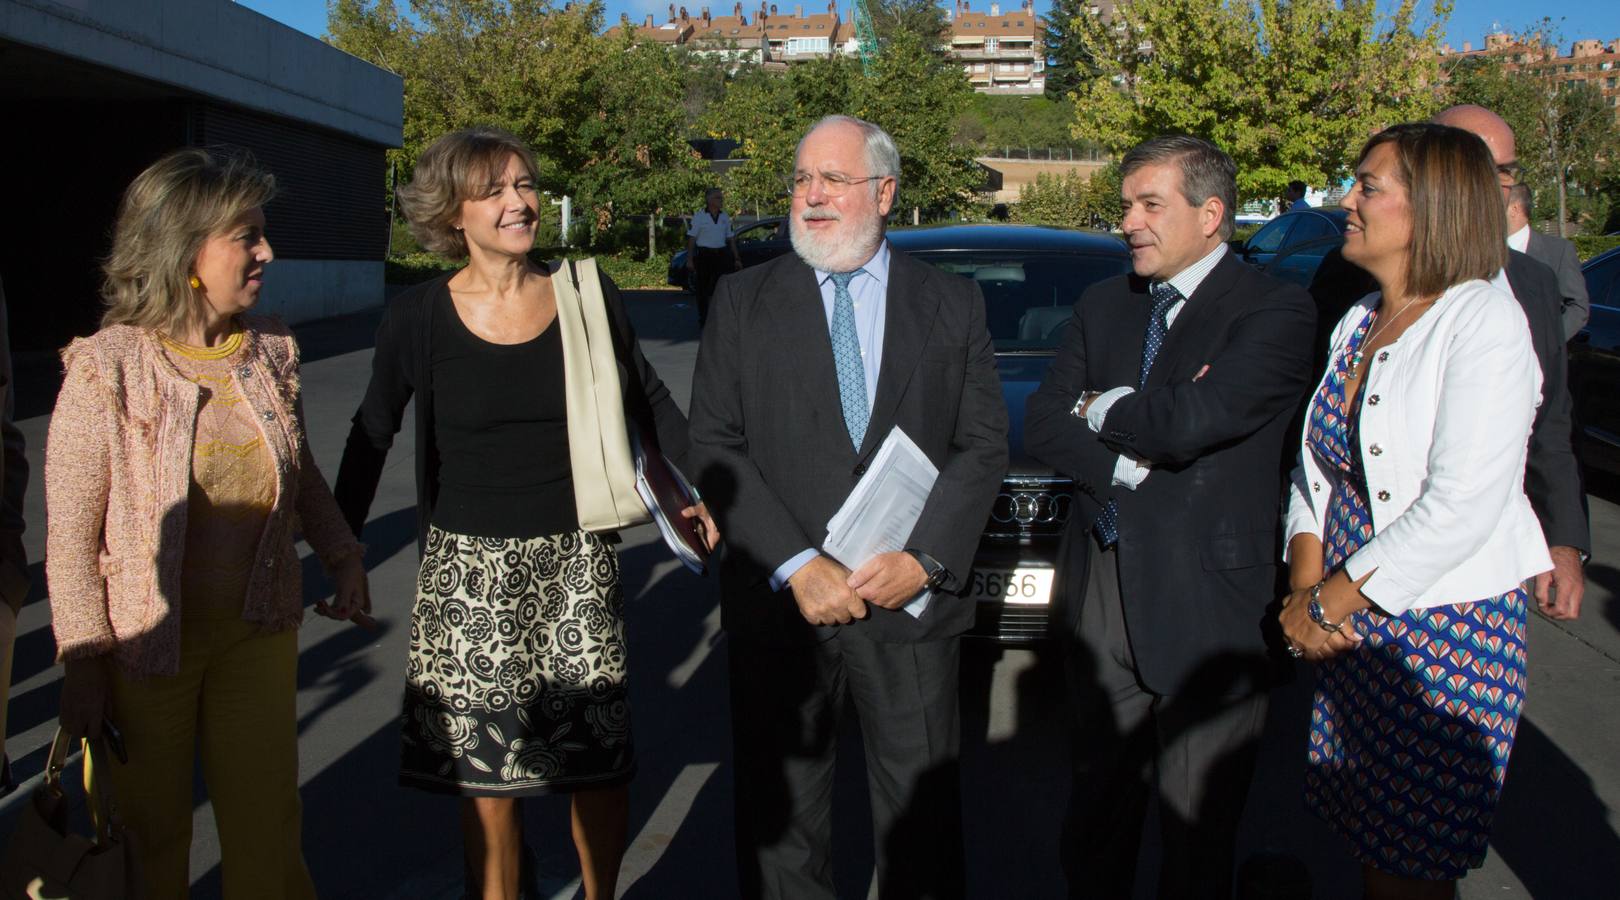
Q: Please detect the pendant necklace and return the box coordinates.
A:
[1350,299,1433,371]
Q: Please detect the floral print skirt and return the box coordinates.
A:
[399,525,635,796]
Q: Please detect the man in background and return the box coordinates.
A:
[1506,182,1590,338]
[1283,179,1311,211]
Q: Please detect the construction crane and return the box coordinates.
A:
[851,0,879,73]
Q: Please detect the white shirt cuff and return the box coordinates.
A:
[770,548,821,592]
[1111,454,1151,490]
[1084,386,1135,432]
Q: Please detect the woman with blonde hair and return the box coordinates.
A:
[334,126,715,900]
[1280,122,1550,899]
[46,147,369,898]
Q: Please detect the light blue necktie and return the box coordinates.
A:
[829,269,869,450]
[1094,281,1182,548]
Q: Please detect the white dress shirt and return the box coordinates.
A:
[1081,242,1229,489]
[688,210,733,249]
[1507,223,1531,254]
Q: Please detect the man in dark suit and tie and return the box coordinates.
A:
[689,115,1008,900]
[1024,135,1316,899]
[1506,182,1591,339]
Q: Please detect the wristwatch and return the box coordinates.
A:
[906,549,949,590]
[1306,581,1344,634]
[1071,391,1099,419]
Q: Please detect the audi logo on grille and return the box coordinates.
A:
[989,490,1070,526]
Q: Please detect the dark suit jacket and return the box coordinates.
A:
[1307,248,1589,554]
[1025,253,1316,695]
[1526,228,1591,339]
[689,245,1009,645]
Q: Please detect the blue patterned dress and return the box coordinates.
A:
[1302,311,1529,880]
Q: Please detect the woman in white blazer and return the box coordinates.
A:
[1278,123,1551,898]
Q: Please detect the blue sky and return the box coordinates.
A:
[237,0,1620,51]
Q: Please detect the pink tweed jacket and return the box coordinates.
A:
[45,316,362,678]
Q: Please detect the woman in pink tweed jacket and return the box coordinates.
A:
[44,149,368,899]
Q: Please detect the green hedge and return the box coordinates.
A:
[385,249,676,291]
[1574,234,1620,261]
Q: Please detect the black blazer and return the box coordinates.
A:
[688,246,1009,644]
[1308,247,1589,554]
[333,266,692,552]
[1025,253,1316,695]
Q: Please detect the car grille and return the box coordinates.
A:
[973,599,1053,642]
[983,476,1072,541]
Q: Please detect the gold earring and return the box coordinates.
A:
[189,275,202,289]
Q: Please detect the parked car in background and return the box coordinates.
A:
[1232,209,1347,269]
[666,216,791,290]
[887,225,1131,641]
[1261,234,1346,289]
[1573,246,1620,477]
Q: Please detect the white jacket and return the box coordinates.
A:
[1285,278,1551,615]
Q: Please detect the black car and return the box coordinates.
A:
[1573,246,1620,476]
[1233,209,1348,269]
[887,225,1132,641]
[666,216,792,290]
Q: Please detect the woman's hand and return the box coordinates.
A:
[318,554,374,629]
[1278,578,1365,662]
[59,656,111,740]
[681,502,720,552]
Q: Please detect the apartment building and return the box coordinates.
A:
[1440,32,1620,122]
[607,2,845,69]
[947,0,1044,95]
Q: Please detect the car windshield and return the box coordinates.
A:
[909,251,1129,351]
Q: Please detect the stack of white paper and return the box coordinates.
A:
[824,427,939,618]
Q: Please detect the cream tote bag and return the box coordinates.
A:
[551,258,652,533]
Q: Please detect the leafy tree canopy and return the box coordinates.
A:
[704,30,982,217]
[328,0,708,247]
[1063,0,1452,201]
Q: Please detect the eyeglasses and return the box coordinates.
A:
[788,171,886,197]
[1496,160,1522,187]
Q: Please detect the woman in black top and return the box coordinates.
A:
[334,127,715,900]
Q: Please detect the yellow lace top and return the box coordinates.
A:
[160,331,276,619]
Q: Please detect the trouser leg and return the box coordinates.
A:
[197,624,316,900]
[728,636,844,900]
[106,625,209,900]
[1061,543,1155,899]
[1152,687,1268,900]
[839,629,965,900]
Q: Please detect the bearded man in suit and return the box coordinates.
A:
[689,115,1008,900]
[1025,135,1316,899]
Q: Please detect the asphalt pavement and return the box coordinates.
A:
[1,290,1616,899]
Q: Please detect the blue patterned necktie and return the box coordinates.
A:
[829,269,870,449]
[1094,281,1182,548]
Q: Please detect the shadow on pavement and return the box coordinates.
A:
[1489,713,1620,896]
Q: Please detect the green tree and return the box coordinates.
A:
[1041,0,1101,101]
[328,0,706,253]
[957,94,1095,153]
[704,34,984,220]
[1065,0,1451,201]
[1009,163,1120,229]
[869,0,949,47]
[574,32,710,255]
[1445,53,1620,234]
[853,30,982,217]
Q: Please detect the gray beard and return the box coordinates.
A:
[790,211,885,273]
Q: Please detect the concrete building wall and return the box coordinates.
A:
[0,0,401,145]
[0,0,402,347]
[255,260,388,322]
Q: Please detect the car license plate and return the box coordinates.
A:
[966,568,1055,605]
